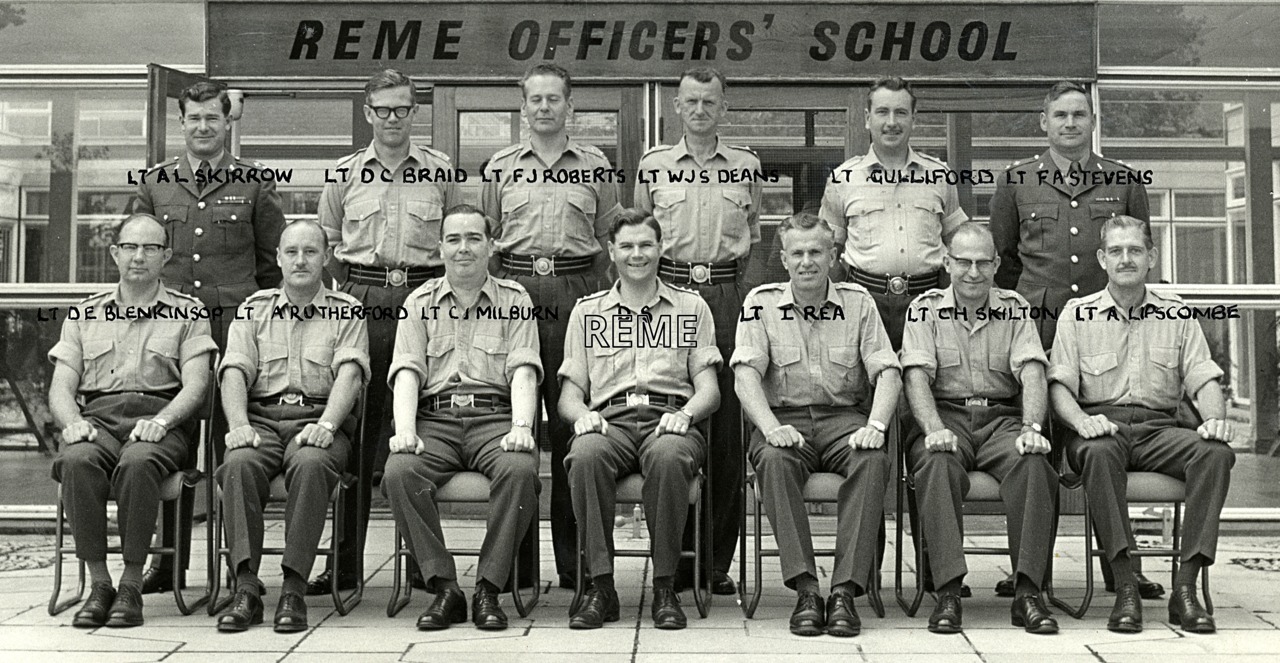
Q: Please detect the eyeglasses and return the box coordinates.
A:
[366,105,414,119]
[951,258,996,272]
[116,243,166,256]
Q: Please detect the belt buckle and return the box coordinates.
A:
[533,257,554,276]
[626,393,650,406]
[387,268,407,287]
[450,393,475,407]
[691,264,711,284]
[888,275,908,296]
[964,397,988,407]
[281,393,304,406]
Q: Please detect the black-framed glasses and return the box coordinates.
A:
[115,243,166,256]
[366,105,414,119]
[952,258,996,272]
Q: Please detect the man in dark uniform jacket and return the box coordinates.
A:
[132,80,286,593]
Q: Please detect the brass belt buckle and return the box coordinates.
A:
[387,268,407,287]
[691,264,711,284]
[964,397,988,407]
[450,393,475,407]
[626,393,650,406]
[533,257,554,276]
[888,275,908,295]
[281,393,304,406]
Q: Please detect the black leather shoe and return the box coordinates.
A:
[105,584,144,628]
[274,592,308,633]
[72,582,116,628]
[1105,572,1164,599]
[569,587,620,630]
[1011,594,1058,634]
[140,567,186,595]
[651,587,687,630]
[789,590,825,636]
[472,584,508,631]
[306,569,358,596]
[1168,584,1215,633]
[1107,583,1143,633]
[826,591,861,637]
[417,588,467,630]
[928,594,963,634]
[995,574,1016,598]
[217,587,264,632]
[711,572,737,596]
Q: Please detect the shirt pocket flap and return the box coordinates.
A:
[1081,352,1119,376]
[302,345,334,366]
[1152,346,1180,369]
[1018,203,1058,222]
[1090,202,1125,221]
[473,334,508,355]
[145,339,179,359]
[771,344,802,366]
[937,347,962,368]
[653,189,687,208]
[988,351,1013,374]
[345,198,380,222]
[566,191,597,216]
[407,198,443,222]
[502,189,531,214]
[912,198,942,215]
[83,339,114,361]
[846,199,886,217]
[426,336,453,358]
[156,204,188,223]
[260,342,290,363]
[721,189,751,208]
[828,345,860,368]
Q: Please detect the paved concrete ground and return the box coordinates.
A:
[3,516,1280,662]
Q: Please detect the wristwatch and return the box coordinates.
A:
[513,419,532,429]
[318,420,336,434]
[678,408,695,420]
[152,416,170,431]
[867,419,887,434]
[1021,421,1043,434]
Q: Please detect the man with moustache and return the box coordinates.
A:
[315,68,462,595]
[635,67,763,594]
[733,212,900,637]
[1050,215,1235,634]
[132,80,286,594]
[560,210,720,630]
[381,204,542,631]
[901,222,1058,635]
[214,220,369,633]
[49,213,216,628]
[481,64,623,590]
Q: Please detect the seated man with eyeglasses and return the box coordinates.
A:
[901,222,1058,635]
[49,213,216,628]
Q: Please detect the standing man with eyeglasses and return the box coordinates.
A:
[480,64,623,590]
[315,68,462,595]
[132,80,286,595]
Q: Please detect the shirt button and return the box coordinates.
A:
[1071,284,1079,293]
[1070,200,1079,208]
[1070,255,1079,264]
[194,228,204,237]
[197,201,206,210]
[1070,227,1079,236]
[230,214,238,221]
[193,254,201,262]
[162,214,169,220]
[194,280,202,288]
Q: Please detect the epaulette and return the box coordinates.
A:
[574,142,606,158]
[916,151,950,168]
[724,143,758,156]
[490,143,523,161]
[491,275,529,295]
[145,156,181,173]
[230,154,267,169]
[164,287,203,306]
[417,144,452,163]
[1096,154,1139,172]
[1069,290,1106,308]
[322,289,363,307]
[666,283,698,297]
[1004,155,1038,171]
[914,286,947,299]
[832,281,874,298]
[991,287,1031,307]
[1147,288,1185,304]
[641,144,675,159]
[332,148,364,169]
[575,289,610,305]
[77,289,114,306]
[745,282,787,299]
[244,288,280,304]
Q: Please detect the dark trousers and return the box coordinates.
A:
[664,278,745,576]
[906,402,1057,589]
[52,393,193,563]
[750,406,887,590]
[565,404,704,579]
[1067,404,1234,566]
[217,403,352,585]
[381,407,539,589]
[497,268,597,577]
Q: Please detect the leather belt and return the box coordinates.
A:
[605,392,688,409]
[941,396,1016,407]
[425,393,511,410]
[658,258,738,285]
[347,264,442,288]
[251,393,327,407]
[847,265,939,296]
[500,253,594,277]
[81,389,178,403]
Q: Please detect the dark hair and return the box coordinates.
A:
[867,76,917,112]
[1043,80,1093,115]
[178,81,231,117]
[520,64,572,98]
[116,213,168,246]
[442,203,491,240]
[609,208,662,243]
[1100,215,1154,250]
[364,69,418,105]
[777,211,834,247]
[678,66,727,93]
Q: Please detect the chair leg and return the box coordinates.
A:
[171,481,210,616]
[895,478,926,617]
[1171,502,1182,591]
[331,486,362,616]
[512,513,540,617]
[745,497,764,618]
[386,524,413,617]
[867,522,885,618]
[570,523,587,615]
[692,494,710,618]
[1049,498,1093,619]
[1202,564,1212,615]
[48,491,86,616]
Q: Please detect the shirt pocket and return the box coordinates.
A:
[828,345,863,389]
[155,205,189,252]
[1089,201,1125,222]
[590,344,626,392]
[81,339,116,389]
[909,198,944,243]
[1079,351,1119,395]
[719,188,753,240]
[471,334,510,382]
[213,202,254,255]
[769,344,804,396]
[143,337,181,388]
[258,341,290,390]
[1149,345,1182,403]
[405,193,444,252]
[652,188,687,238]
[426,335,455,376]
[500,189,532,221]
[565,190,598,243]
[301,344,335,395]
[1018,203,1058,251]
[342,198,381,255]
[845,199,886,251]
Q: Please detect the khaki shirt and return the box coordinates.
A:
[220,286,371,399]
[49,285,217,392]
[560,280,721,410]
[318,143,462,269]
[731,280,898,408]
[819,148,968,275]
[633,137,763,263]
[1048,287,1223,410]
[480,139,623,257]
[900,286,1047,400]
[390,275,542,398]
